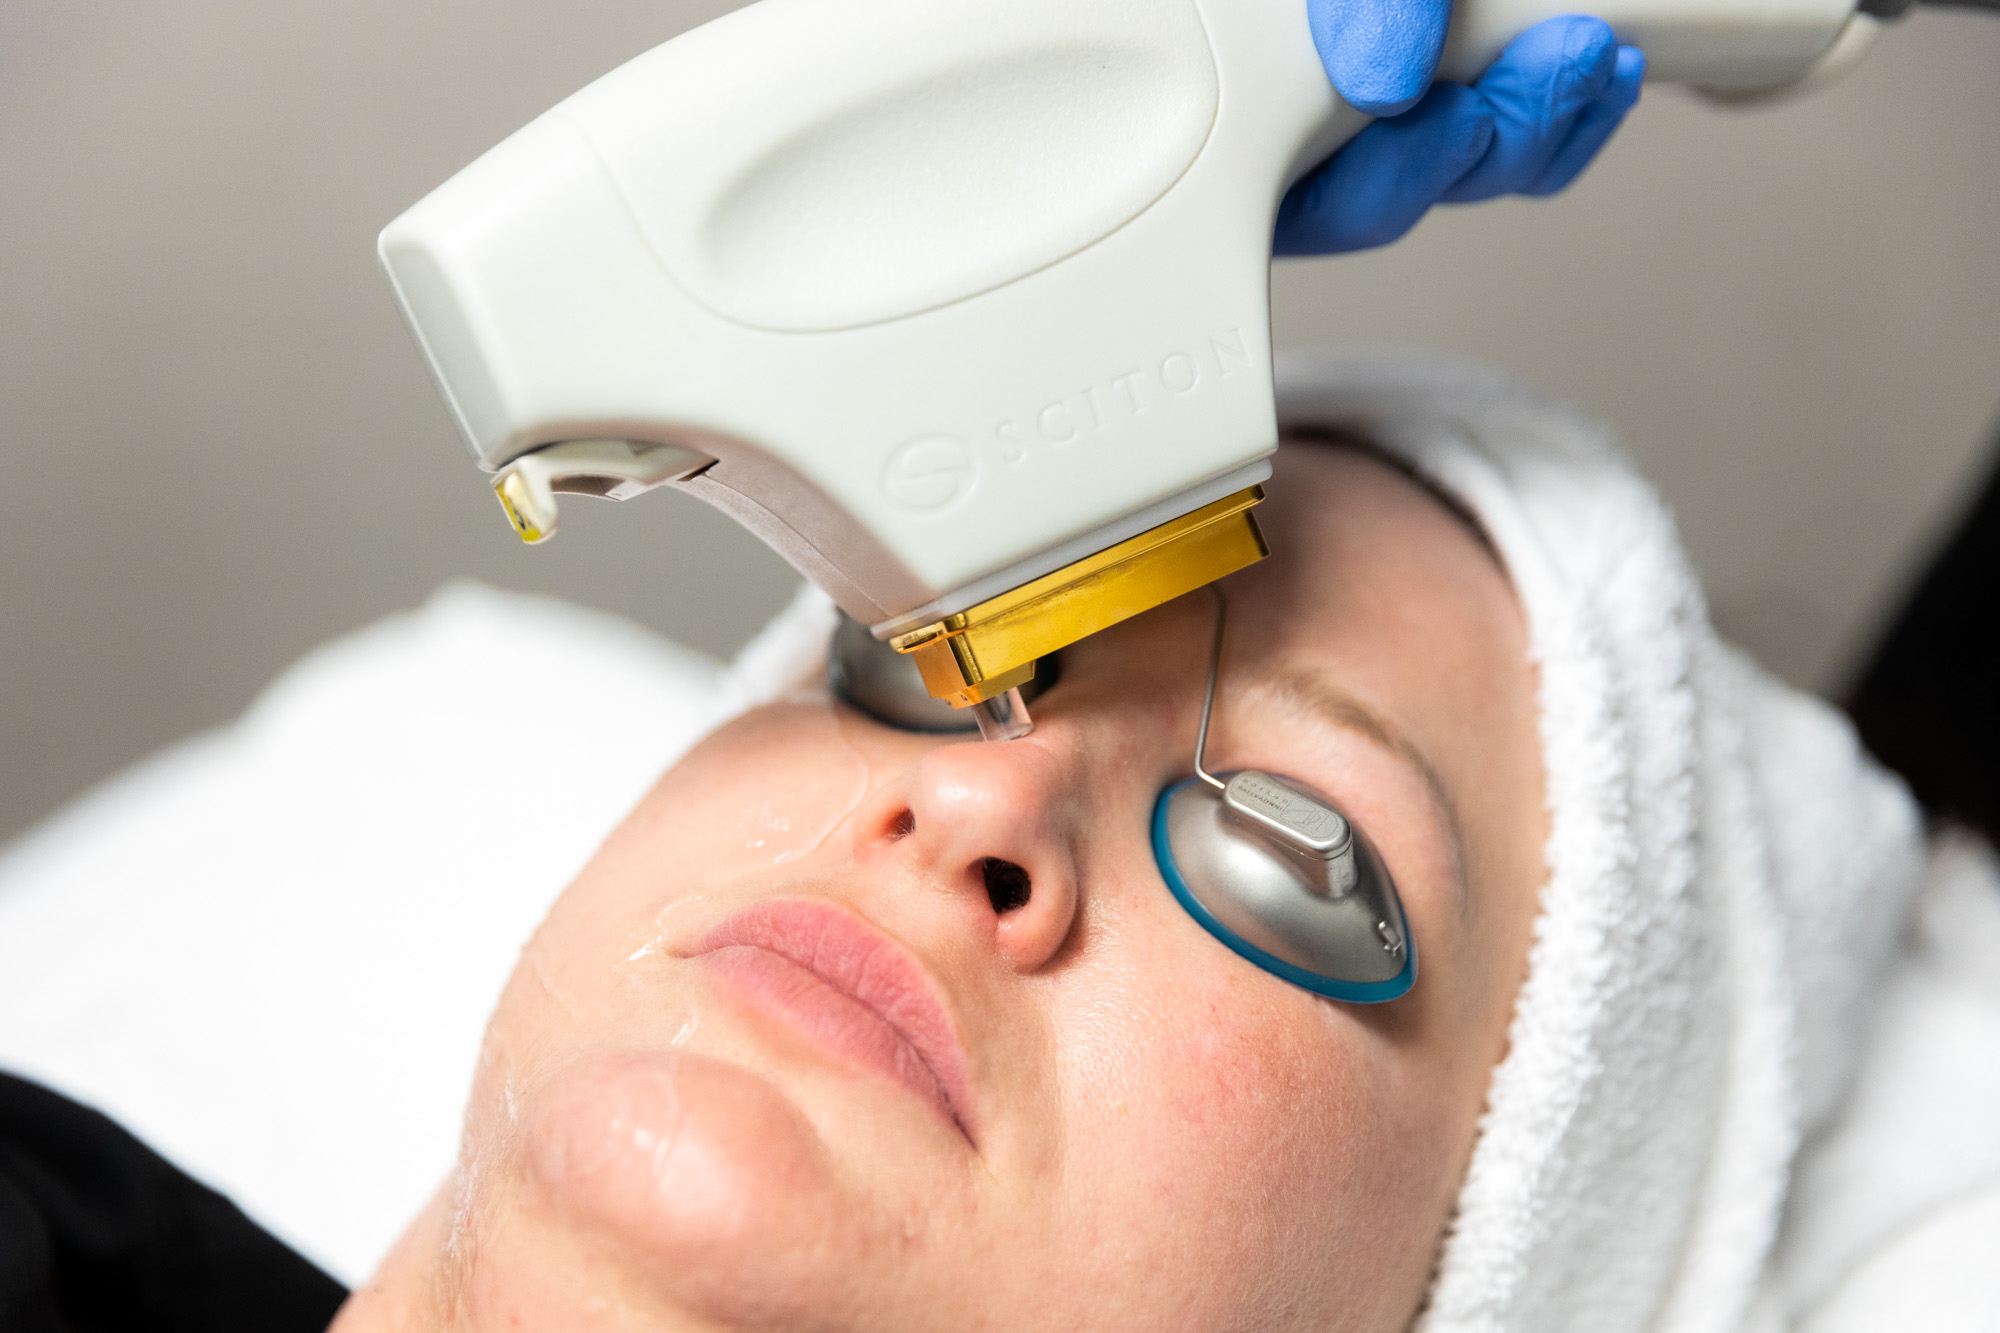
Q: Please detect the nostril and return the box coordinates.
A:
[980,858,1032,915]
[888,809,916,840]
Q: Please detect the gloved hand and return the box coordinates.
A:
[1275,9,1646,255]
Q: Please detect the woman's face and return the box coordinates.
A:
[337,444,1548,1332]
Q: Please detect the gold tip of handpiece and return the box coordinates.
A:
[891,485,1268,707]
[494,470,550,544]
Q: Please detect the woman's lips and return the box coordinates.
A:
[692,900,973,1138]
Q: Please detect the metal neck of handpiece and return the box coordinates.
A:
[1193,584,1228,792]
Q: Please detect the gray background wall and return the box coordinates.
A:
[2,1,1996,845]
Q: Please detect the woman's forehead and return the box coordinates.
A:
[1243,441,1516,640]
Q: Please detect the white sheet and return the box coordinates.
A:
[0,582,735,1283]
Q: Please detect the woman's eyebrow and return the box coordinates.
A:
[1244,667,1470,914]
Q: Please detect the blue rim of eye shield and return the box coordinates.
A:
[1150,780,1416,1004]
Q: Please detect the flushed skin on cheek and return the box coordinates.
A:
[332,445,1546,1333]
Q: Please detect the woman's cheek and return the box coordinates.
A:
[1069,966,1364,1265]
[631,704,873,871]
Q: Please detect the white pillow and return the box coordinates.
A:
[0,581,836,1284]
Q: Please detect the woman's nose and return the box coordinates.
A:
[855,738,1081,973]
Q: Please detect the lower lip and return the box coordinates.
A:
[700,945,955,1124]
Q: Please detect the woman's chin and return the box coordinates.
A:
[518,1049,864,1325]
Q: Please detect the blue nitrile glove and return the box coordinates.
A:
[1275,12,1645,255]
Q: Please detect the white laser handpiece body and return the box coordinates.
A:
[379,0,1870,656]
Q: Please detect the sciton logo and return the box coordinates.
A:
[881,434,977,511]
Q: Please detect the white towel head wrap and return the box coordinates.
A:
[1274,350,1923,1332]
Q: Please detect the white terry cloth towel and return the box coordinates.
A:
[1778,829,2000,1332]
[1276,349,1927,1333]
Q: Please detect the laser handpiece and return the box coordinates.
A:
[379,0,1894,714]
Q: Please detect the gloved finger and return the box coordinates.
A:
[1523,44,1644,195]
[1439,15,1621,202]
[1308,0,1454,117]
[1274,83,1496,254]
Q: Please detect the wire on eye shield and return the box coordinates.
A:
[1151,587,1416,1002]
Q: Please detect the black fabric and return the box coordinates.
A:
[0,1071,347,1333]
[1848,426,2000,840]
